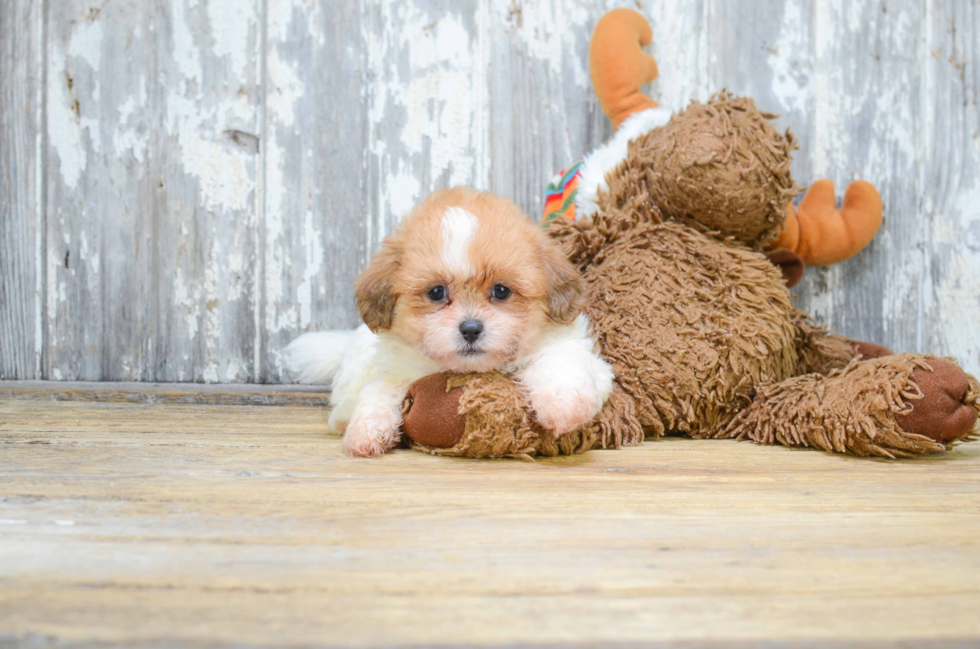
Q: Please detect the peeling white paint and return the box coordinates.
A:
[206,0,254,79]
[263,132,287,333]
[491,0,589,90]
[224,358,242,382]
[296,209,323,328]
[931,251,980,369]
[166,92,255,212]
[881,229,920,338]
[266,48,304,128]
[643,2,704,108]
[78,231,99,280]
[201,235,221,384]
[113,93,148,164]
[47,43,86,189]
[768,2,811,114]
[181,130,253,212]
[385,165,421,221]
[171,0,204,86]
[363,4,489,234]
[269,0,324,46]
[68,17,102,72]
[173,267,200,341]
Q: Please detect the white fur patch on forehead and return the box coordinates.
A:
[441,206,479,278]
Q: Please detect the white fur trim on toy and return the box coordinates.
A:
[575,107,673,219]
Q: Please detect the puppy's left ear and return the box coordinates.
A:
[541,243,587,324]
[355,239,401,332]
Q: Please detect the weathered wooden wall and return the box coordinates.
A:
[1,0,978,383]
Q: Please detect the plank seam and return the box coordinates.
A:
[255,0,269,383]
[916,0,930,355]
[36,0,48,379]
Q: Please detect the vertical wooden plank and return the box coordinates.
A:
[483,0,601,217]
[153,0,262,382]
[0,0,43,379]
[44,0,261,381]
[264,0,495,381]
[704,0,814,183]
[261,0,367,382]
[45,1,150,380]
[643,0,710,109]
[921,1,980,376]
[796,1,924,353]
[360,0,488,239]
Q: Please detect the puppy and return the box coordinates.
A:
[286,187,614,457]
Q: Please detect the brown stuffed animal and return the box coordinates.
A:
[399,9,979,459]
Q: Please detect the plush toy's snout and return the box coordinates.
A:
[402,373,466,449]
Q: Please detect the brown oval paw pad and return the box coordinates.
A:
[401,373,467,449]
[894,361,979,444]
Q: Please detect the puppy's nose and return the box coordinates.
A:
[459,320,484,343]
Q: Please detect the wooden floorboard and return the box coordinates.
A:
[0,381,331,407]
[1,397,979,647]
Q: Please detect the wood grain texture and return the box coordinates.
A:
[803,0,925,354]
[484,0,608,212]
[1,0,979,381]
[0,380,330,406]
[260,0,366,382]
[1,398,979,646]
[0,0,42,380]
[922,1,980,375]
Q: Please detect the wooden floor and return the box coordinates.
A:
[2,394,980,648]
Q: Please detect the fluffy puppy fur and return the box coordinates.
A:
[286,187,615,457]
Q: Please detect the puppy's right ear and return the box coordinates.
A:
[540,242,587,325]
[355,240,400,332]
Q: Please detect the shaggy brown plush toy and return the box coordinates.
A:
[400,9,980,459]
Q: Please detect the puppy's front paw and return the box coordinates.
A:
[343,406,401,458]
[530,387,603,438]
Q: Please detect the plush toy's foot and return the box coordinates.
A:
[842,345,976,443]
[718,354,979,457]
[895,360,979,444]
[773,179,883,266]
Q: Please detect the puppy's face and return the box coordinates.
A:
[355,188,585,372]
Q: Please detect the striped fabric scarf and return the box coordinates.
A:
[542,158,585,225]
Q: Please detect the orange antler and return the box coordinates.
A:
[590,9,659,130]
[772,180,883,266]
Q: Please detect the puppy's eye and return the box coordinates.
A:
[427,285,447,301]
[492,284,511,301]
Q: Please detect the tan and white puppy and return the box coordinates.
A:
[286,187,614,457]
